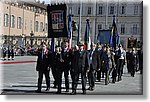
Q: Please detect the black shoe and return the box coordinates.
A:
[82,90,86,94]
[91,87,95,91]
[117,77,122,81]
[56,91,61,94]
[45,88,50,91]
[105,82,108,85]
[131,75,135,77]
[66,89,69,92]
[112,80,115,83]
[88,87,92,90]
[53,85,57,88]
[71,90,76,95]
[36,89,41,93]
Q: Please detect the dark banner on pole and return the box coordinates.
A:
[127,37,137,48]
[97,30,111,44]
[47,4,67,38]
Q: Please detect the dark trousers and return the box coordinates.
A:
[88,65,96,88]
[97,70,101,80]
[37,70,50,90]
[51,66,58,86]
[127,60,131,73]
[8,53,10,59]
[116,59,124,81]
[57,68,69,92]
[3,52,6,60]
[72,70,87,92]
[112,68,117,83]
[11,54,14,59]
[72,72,79,91]
[130,64,135,77]
[104,69,109,85]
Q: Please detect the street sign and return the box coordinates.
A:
[47,4,67,38]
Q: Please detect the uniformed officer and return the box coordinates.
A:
[36,42,51,93]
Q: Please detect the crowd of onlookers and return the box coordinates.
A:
[0,46,39,60]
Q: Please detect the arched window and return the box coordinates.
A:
[35,21,39,32]
[40,22,43,32]
[4,14,9,27]
[17,17,22,29]
[11,15,15,28]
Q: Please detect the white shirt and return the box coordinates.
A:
[119,48,126,59]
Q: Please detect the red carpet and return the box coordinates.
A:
[0,61,36,64]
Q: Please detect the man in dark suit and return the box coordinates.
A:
[71,42,90,95]
[115,44,126,81]
[88,43,101,91]
[130,48,138,77]
[36,42,51,93]
[56,41,71,94]
[96,43,103,82]
[101,45,110,85]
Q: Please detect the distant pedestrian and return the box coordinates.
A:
[3,47,7,60]
[7,47,11,60]
[11,46,15,60]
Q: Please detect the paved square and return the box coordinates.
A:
[0,56,143,95]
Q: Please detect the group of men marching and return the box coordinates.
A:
[36,40,143,94]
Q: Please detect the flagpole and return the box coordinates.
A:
[105,0,108,29]
[77,0,82,45]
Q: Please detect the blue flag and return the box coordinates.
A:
[110,15,120,50]
[68,15,73,49]
[51,38,55,52]
[68,15,72,39]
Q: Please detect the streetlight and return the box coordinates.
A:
[22,34,25,48]
[30,31,34,48]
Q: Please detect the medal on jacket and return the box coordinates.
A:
[44,49,48,58]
